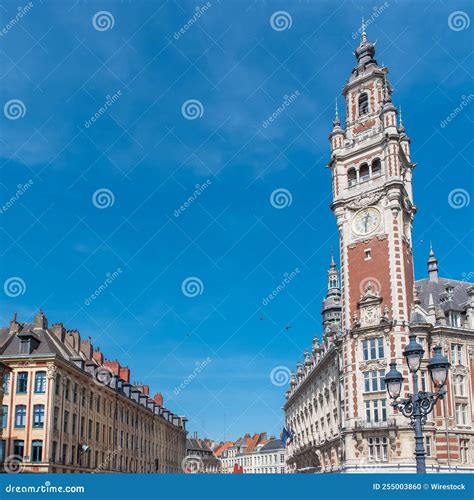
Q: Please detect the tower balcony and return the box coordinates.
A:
[353,418,397,430]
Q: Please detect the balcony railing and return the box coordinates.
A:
[354,418,396,430]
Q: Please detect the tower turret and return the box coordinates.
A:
[329,99,345,152]
[428,244,439,282]
[321,256,342,333]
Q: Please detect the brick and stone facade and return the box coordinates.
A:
[284,27,473,473]
[0,311,187,473]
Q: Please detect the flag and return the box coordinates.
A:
[282,427,294,447]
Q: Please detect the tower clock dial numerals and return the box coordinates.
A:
[352,207,381,236]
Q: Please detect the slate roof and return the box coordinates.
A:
[415,277,473,313]
[186,438,213,454]
[0,311,186,430]
[0,322,75,359]
[260,439,284,452]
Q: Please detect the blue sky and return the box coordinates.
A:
[0,0,473,442]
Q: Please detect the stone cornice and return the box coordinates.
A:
[284,345,338,410]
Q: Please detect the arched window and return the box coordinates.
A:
[372,158,381,177]
[359,163,370,182]
[348,168,357,187]
[358,92,369,116]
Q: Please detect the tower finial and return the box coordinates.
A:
[428,243,438,281]
[361,17,367,43]
[333,98,340,127]
[398,105,405,132]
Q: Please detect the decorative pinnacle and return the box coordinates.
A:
[361,17,367,43]
[333,98,340,127]
[399,105,405,131]
[429,241,434,257]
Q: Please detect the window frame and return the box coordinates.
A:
[33,404,45,429]
[34,371,46,394]
[16,372,28,394]
[14,404,27,428]
[31,440,43,463]
[358,92,369,116]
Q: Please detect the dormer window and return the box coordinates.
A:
[448,311,461,328]
[358,92,369,116]
[19,339,32,355]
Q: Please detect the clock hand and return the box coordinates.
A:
[364,213,370,232]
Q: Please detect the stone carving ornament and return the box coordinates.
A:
[347,190,384,211]
[46,363,57,380]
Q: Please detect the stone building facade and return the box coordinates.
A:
[284,27,473,473]
[185,435,220,473]
[0,311,187,473]
[215,433,286,474]
[243,439,286,474]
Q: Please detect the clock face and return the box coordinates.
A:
[352,207,381,236]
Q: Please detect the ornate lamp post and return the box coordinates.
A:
[385,335,450,473]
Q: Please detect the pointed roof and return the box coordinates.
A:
[428,244,439,281]
[354,20,378,67]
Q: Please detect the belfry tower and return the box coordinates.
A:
[328,23,418,468]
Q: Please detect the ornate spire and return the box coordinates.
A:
[361,17,367,43]
[354,19,377,68]
[333,98,340,127]
[327,256,339,290]
[428,244,438,282]
[398,105,405,133]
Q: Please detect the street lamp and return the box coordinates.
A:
[385,335,450,473]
